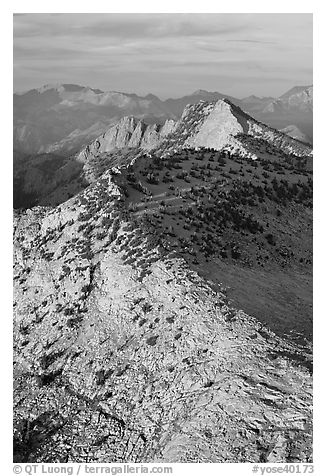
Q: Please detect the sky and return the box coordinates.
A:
[13,13,313,99]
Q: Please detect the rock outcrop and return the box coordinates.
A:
[77,117,177,162]
[13,170,312,463]
[79,99,312,164]
[177,99,312,157]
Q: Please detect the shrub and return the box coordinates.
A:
[81,284,93,295]
[146,335,158,346]
[95,370,106,385]
[265,233,276,246]
[142,302,153,314]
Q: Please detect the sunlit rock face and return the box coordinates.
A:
[13,171,312,463]
[79,99,312,163]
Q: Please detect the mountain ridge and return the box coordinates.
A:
[280,125,311,144]
[14,84,313,155]
[78,98,312,164]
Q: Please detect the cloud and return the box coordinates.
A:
[227,39,276,45]
[13,13,312,98]
[14,13,250,40]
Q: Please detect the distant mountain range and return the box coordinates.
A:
[13,84,313,156]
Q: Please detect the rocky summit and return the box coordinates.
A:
[77,116,177,162]
[79,99,312,163]
[13,98,313,463]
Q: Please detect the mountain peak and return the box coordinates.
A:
[192,89,210,96]
[280,124,311,144]
[77,115,177,162]
[280,85,312,99]
[36,83,104,95]
[36,83,83,93]
[263,85,313,114]
[144,93,160,100]
[181,97,248,121]
[77,98,312,164]
[243,94,261,100]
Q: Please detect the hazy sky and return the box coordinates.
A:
[13,13,313,98]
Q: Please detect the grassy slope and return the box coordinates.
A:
[115,144,312,353]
